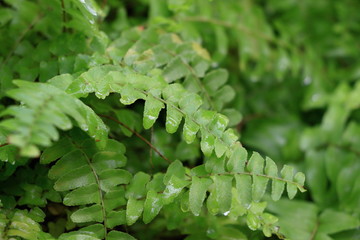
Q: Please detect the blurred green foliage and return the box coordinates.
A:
[0,0,359,239]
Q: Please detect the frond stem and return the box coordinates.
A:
[99,114,171,164]
[80,150,108,239]
[188,171,306,191]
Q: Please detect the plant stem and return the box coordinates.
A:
[99,114,171,164]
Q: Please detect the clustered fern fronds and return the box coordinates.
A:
[0,1,311,239]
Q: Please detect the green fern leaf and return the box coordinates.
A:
[143,190,163,224]
[71,205,103,223]
[119,85,146,105]
[163,175,189,204]
[107,230,136,240]
[206,188,219,215]
[183,117,200,144]
[58,232,101,240]
[212,175,233,214]
[1,81,108,157]
[179,93,202,115]
[63,184,100,206]
[107,210,126,228]
[126,197,144,225]
[125,172,151,199]
[203,69,229,93]
[200,130,215,157]
[227,144,247,172]
[189,176,212,216]
[104,189,127,212]
[265,158,285,201]
[235,175,252,207]
[48,139,131,235]
[163,160,186,183]
[163,57,191,82]
[143,91,165,129]
[281,165,297,199]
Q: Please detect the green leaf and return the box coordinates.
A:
[294,172,306,192]
[162,83,186,102]
[246,212,261,230]
[28,207,46,222]
[206,188,219,215]
[252,176,269,202]
[3,81,108,153]
[189,176,212,216]
[71,205,103,223]
[107,210,126,228]
[180,191,190,212]
[222,108,242,127]
[265,158,284,201]
[48,150,87,180]
[228,188,247,219]
[165,104,183,133]
[104,189,127,212]
[214,138,227,158]
[235,175,252,207]
[195,109,216,125]
[216,227,247,240]
[7,211,42,239]
[126,197,144,225]
[281,165,296,199]
[79,224,106,239]
[48,74,74,91]
[92,154,127,175]
[203,69,228,93]
[179,93,202,115]
[40,137,74,164]
[200,130,215,156]
[227,144,248,172]
[107,231,136,240]
[183,117,200,144]
[99,169,132,192]
[143,92,164,129]
[63,184,100,206]
[208,113,229,137]
[126,172,151,199]
[163,175,189,204]
[212,175,233,214]
[120,85,146,105]
[147,173,165,192]
[163,57,190,82]
[54,165,96,192]
[162,85,187,126]
[143,190,163,224]
[164,160,186,184]
[247,152,264,174]
[205,154,226,174]
[247,154,268,202]
[222,129,239,146]
[58,232,100,240]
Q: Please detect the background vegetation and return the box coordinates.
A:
[0,0,359,239]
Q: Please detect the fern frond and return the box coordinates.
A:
[66,64,305,189]
[0,209,55,240]
[0,80,108,157]
[109,27,234,112]
[63,63,306,234]
[48,138,132,239]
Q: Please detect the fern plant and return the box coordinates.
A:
[8,0,360,239]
